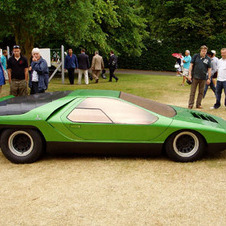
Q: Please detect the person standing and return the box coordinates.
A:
[175,54,183,76]
[7,45,29,96]
[0,59,6,93]
[187,45,211,109]
[210,48,226,109]
[64,48,78,85]
[1,50,7,71]
[0,50,8,80]
[109,50,118,82]
[29,48,49,94]
[211,50,219,86]
[77,49,90,85]
[91,51,104,83]
[203,51,217,98]
[181,50,191,86]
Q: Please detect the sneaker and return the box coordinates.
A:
[196,106,203,109]
[210,106,217,109]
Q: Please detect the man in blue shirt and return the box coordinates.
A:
[64,49,78,85]
[0,50,7,71]
[181,50,191,86]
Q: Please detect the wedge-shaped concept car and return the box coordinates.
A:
[0,90,225,163]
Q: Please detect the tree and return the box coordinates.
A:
[119,0,226,71]
[140,0,226,42]
[0,0,93,59]
[0,0,147,59]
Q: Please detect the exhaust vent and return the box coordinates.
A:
[191,112,218,123]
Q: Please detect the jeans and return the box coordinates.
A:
[203,77,216,98]
[214,81,226,108]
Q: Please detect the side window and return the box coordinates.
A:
[72,98,158,125]
[67,108,112,123]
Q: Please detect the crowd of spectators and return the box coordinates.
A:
[0,46,119,96]
[0,44,225,111]
[174,46,226,110]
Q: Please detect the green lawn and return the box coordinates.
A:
[48,73,184,100]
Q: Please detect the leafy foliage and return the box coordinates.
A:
[0,0,147,58]
[142,0,226,41]
[0,0,225,69]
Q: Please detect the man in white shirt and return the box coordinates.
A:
[211,48,226,109]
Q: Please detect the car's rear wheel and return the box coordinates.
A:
[165,131,205,162]
[0,129,44,163]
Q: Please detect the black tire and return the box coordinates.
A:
[0,129,44,163]
[165,130,205,162]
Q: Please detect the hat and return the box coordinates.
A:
[211,50,216,55]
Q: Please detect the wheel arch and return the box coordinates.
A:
[0,125,46,148]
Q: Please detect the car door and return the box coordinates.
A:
[60,97,173,142]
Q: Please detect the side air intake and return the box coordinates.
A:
[191,112,218,123]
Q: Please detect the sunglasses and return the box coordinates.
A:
[13,45,20,49]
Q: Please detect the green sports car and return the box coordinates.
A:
[0,89,225,163]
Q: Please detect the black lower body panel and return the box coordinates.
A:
[207,143,226,153]
[46,142,163,157]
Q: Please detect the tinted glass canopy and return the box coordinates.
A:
[120,92,176,118]
[68,97,158,125]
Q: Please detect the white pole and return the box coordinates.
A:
[61,45,65,84]
[7,46,10,58]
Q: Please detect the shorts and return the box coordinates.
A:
[10,79,28,96]
[182,68,189,77]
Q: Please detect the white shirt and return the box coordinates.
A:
[32,70,39,82]
[217,58,226,82]
[211,56,218,76]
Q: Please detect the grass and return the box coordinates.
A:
[0,72,225,225]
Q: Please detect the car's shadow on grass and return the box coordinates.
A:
[43,152,169,162]
[204,149,226,160]
[42,150,226,163]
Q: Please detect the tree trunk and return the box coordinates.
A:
[14,26,34,64]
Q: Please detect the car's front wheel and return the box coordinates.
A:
[0,129,44,163]
[165,131,205,162]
